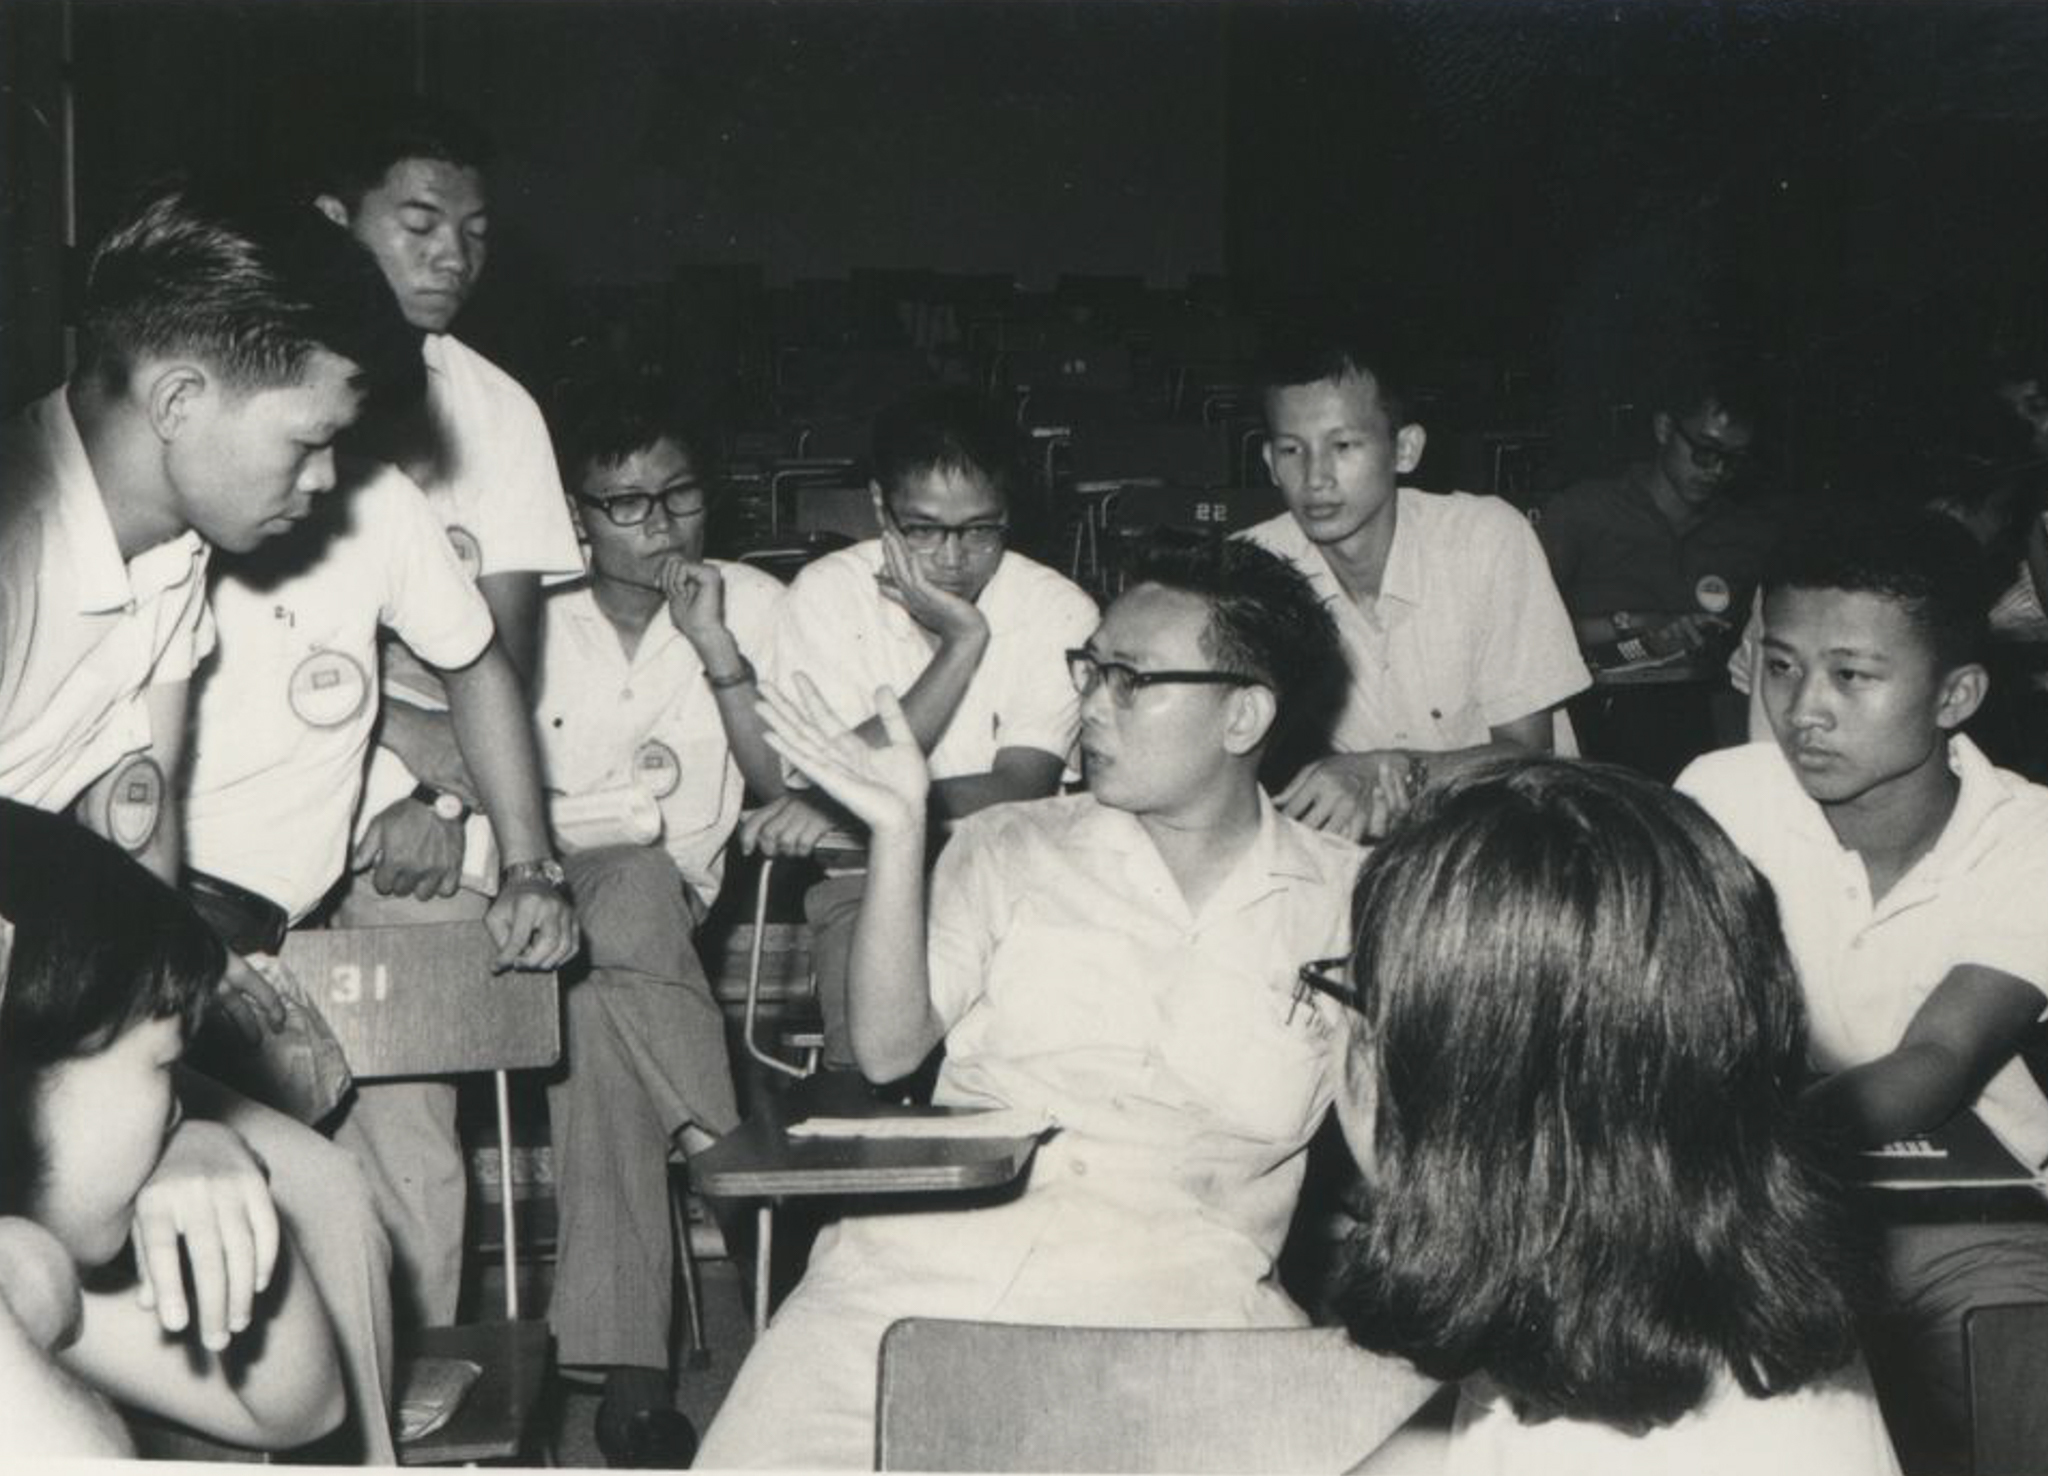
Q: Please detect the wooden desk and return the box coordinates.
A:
[1848,1109,2048,1226]
[694,1073,1043,1330]
[1589,656,1720,688]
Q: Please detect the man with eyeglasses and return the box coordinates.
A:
[525,383,783,1465]
[1537,360,1778,778]
[1537,362,1774,668]
[698,539,1362,1469]
[755,389,1097,1070]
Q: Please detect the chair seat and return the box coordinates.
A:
[397,1320,553,1466]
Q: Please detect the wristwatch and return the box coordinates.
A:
[410,782,472,824]
[500,857,569,893]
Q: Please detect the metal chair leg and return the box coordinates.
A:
[668,1172,711,1370]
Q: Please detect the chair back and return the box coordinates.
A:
[791,483,880,543]
[1966,1301,2048,1475]
[875,1318,1439,1472]
[279,922,559,1081]
[1105,482,1285,539]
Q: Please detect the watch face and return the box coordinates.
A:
[432,792,467,822]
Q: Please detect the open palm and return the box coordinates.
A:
[758,674,930,834]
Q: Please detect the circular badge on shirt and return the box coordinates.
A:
[1695,574,1733,615]
[105,755,165,855]
[445,524,484,580]
[633,739,682,799]
[287,648,371,729]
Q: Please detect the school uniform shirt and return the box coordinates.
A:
[1536,469,1778,623]
[358,333,585,842]
[1446,1365,1899,1476]
[697,791,1362,1468]
[1678,737,2048,1166]
[532,565,784,908]
[0,388,213,811]
[184,462,493,921]
[766,540,1098,780]
[1241,491,1589,754]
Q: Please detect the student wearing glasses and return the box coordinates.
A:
[1323,761,1895,1474]
[526,381,783,1465]
[1537,361,1776,672]
[752,389,1097,1069]
[698,540,1360,1469]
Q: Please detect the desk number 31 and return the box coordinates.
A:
[330,963,393,1004]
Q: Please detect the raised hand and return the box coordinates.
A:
[660,555,727,645]
[757,674,930,837]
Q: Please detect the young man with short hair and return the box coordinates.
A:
[1678,513,2048,1473]
[529,384,784,1463]
[699,540,1363,1468]
[1243,339,1588,840]
[0,182,414,1463]
[754,389,1097,1066]
[309,101,586,1330]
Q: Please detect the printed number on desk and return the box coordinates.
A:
[329,963,393,1005]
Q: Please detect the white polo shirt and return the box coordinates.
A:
[1678,737,2048,1166]
[0,388,214,811]
[361,333,585,838]
[533,565,785,907]
[1241,490,1589,753]
[184,463,493,920]
[767,541,1098,780]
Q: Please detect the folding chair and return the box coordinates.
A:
[875,1319,1441,1472]
[789,482,879,545]
[279,923,560,1466]
[1965,1301,2048,1475]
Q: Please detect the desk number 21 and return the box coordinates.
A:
[330,963,392,1004]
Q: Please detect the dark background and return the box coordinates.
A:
[6,0,2048,490]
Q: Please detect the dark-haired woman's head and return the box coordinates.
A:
[0,801,221,1264]
[1331,759,1863,1430]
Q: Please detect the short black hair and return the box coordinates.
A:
[1763,508,1992,672]
[869,389,1015,505]
[1657,352,1766,430]
[552,376,718,497]
[1256,327,1413,431]
[79,180,419,402]
[0,801,221,1218]
[1334,759,1865,1432]
[315,96,495,210]
[1120,537,1343,756]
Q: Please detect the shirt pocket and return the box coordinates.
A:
[1153,957,1332,1145]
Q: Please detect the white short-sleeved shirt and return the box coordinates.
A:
[360,333,585,835]
[1447,1365,1898,1476]
[766,541,1097,780]
[1678,737,2048,1165]
[533,565,784,907]
[820,790,1362,1315]
[1241,491,1589,753]
[183,463,493,920]
[0,388,214,811]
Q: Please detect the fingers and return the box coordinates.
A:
[245,1175,280,1295]
[484,896,517,969]
[873,687,917,749]
[350,825,382,873]
[213,989,263,1045]
[227,955,288,1031]
[132,1200,190,1336]
[179,1209,230,1351]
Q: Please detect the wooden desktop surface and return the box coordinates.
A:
[694,1073,1041,1200]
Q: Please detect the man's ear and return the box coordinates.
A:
[313,194,351,229]
[145,363,210,443]
[1935,662,1990,731]
[1651,410,1674,447]
[1259,438,1278,487]
[1393,424,1427,477]
[1222,683,1278,757]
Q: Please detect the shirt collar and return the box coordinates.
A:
[36,390,153,616]
[1288,489,1423,611]
[1760,732,2010,878]
[1067,787,1327,889]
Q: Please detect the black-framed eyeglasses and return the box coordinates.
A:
[894,519,1008,555]
[576,486,709,528]
[1290,955,1360,1023]
[1065,649,1262,707]
[1668,421,1753,476]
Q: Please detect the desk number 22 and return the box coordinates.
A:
[330,963,393,1005]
